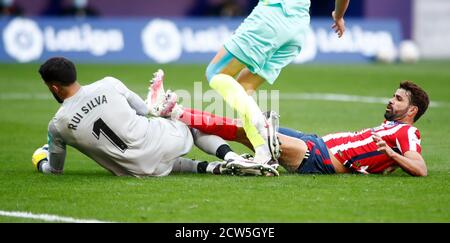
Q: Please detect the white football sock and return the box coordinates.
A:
[171,157,200,173]
[191,128,228,156]
[254,144,272,164]
[224,151,241,161]
[170,104,184,120]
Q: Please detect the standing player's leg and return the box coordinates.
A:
[203,2,288,166]
[206,50,277,166]
[205,1,310,165]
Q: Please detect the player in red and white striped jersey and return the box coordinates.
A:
[252,81,429,176]
[322,120,422,174]
[321,81,428,176]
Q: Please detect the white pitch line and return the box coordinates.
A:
[0,92,445,107]
[0,210,114,223]
[281,93,444,108]
[0,93,52,100]
[280,93,389,104]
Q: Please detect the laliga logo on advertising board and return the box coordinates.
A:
[314,25,396,56]
[44,24,123,56]
[3,18,44,63]
[141,19,182,64]
[294,25,396,63]
[141,19,234,63]
[2,18,124,63]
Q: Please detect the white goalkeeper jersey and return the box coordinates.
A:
[45,77,193,177]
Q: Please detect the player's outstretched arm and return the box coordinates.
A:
[332,0,350,38]
[372,132,427,177]
[32,144,66,174]
[33,122,67,174]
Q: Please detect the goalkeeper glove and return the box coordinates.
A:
[32,144,49,171]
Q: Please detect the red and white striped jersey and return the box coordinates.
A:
[322,121,422,174]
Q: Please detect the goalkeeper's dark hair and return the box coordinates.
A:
[400,81,429,122]
[39,57,77,86]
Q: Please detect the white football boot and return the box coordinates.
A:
[225,157,279,176]
[146,69,177,117]
[264,111,281,170]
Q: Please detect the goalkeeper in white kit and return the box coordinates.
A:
[32,57,278,177]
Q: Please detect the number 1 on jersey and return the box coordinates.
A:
[92,118,128,153]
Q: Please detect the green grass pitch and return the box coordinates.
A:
[0,61,449,222]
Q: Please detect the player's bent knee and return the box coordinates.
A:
[206,51,235,83]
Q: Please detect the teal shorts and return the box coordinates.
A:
[224,0,311,84]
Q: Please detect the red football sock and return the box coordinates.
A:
[179,108,238,141]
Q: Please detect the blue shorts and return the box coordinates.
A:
[278,127,336,174]
[224,0,310,84]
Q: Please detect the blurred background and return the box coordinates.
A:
[1,0,449,63]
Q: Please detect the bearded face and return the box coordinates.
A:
[384,89,412,122]
[384,103,409,121]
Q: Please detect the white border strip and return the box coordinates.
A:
[0,210,114,223]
